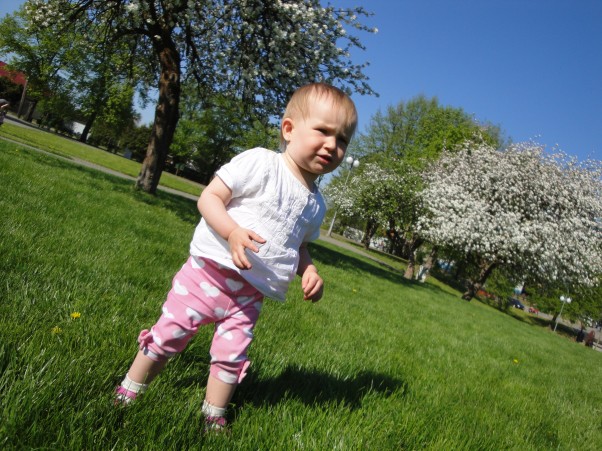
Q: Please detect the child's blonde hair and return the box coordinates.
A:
[280,83,358,150]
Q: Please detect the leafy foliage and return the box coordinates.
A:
[325,95,501,264]
[24,0,377,193]
[170,92,279,184]
[356,95,503,165]
[0,76,22,105]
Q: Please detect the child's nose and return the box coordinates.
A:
[324,135,336,150]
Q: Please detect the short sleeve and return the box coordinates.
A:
[304,224,321,242]
[302,191,327,242]
[215,148,273,199]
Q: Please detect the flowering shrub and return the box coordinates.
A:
[418,142,602,298]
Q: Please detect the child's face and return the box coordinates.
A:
[282,95,352,183]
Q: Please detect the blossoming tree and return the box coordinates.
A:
[419,142,602,300]
[26,0,376,193]
[325,96,502,279]
[325,156,412,238]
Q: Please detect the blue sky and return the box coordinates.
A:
[2,0,600,161]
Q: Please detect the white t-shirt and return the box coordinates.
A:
[190,147,326,301]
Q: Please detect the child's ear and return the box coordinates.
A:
[282,118,294,141]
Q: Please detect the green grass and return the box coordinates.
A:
[1,139,601,450]
[0,120,204,196]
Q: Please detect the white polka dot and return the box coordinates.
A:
[214,307,227,318]
[173,279,189,296]
[243,327,254,338]
[162,306,175,319]
[229,353,246,363]
[226,278,244,292]
[200,282,220,297]
[237,295,254,305]
[217,324,234,340]
[217,370,238,384]
[191,257,205,269]
[172,328,188,339]
[186,307,203,322]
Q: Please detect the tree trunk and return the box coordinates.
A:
[136,40,181,194]
[423,246,438,273]
[79,109,98,143]
[403,236,424,279]
[386,221,405,256]
[24,100,36,122]
[415,246,438,282]
[462,260,497,301]
[361,218,378,249]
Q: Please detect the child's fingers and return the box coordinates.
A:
[232,246,252,270]
[304,285,323,302]
[302,277,323,302]
[248,230,266,244]
[245,240,259,253]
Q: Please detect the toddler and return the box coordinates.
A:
[115,83,358,432]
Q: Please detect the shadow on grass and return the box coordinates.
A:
[507,312,553,329]
[308,241,413,287]
[237,365,407,410]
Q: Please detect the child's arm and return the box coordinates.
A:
[297,243,323,302]
[198,176,265,270]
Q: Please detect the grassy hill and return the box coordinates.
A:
[1,138,600,449]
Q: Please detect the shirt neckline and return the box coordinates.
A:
[278,152,317,195]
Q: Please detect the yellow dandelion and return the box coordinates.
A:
[51,326,62,334]
[70,312,81,319]
[352,289,358,293]
[513,358,519,364]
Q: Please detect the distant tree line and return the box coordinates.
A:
[325,95,602,325]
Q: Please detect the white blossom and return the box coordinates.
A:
[419,141,602,288]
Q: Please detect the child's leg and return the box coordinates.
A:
[202,293,263,423]
[205,374,238,408]
[115,350,168,404]
[126,349,168,385]
[116,258,215,403]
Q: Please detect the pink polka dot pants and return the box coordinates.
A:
[138,256,264,384]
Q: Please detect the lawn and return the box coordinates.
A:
[1,139,601,450]
[0,120,204,196]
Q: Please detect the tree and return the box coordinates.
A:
[419,142,602,300]
[120,123,153,162]
[64,32,144,144]
[27,0,376,194]
[357,95,503,166]
[0,4,140,136]
[326,95,502,279]
[88,84,138,150]
[0,75,23,105]
[170,92,278,184]
[324,154,415,247]
[0,8,72,121]
[526,278,602,328]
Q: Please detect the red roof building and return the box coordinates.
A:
[0,61,27,86]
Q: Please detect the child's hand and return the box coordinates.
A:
[227,227,266,270]
[301,268,324,302]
